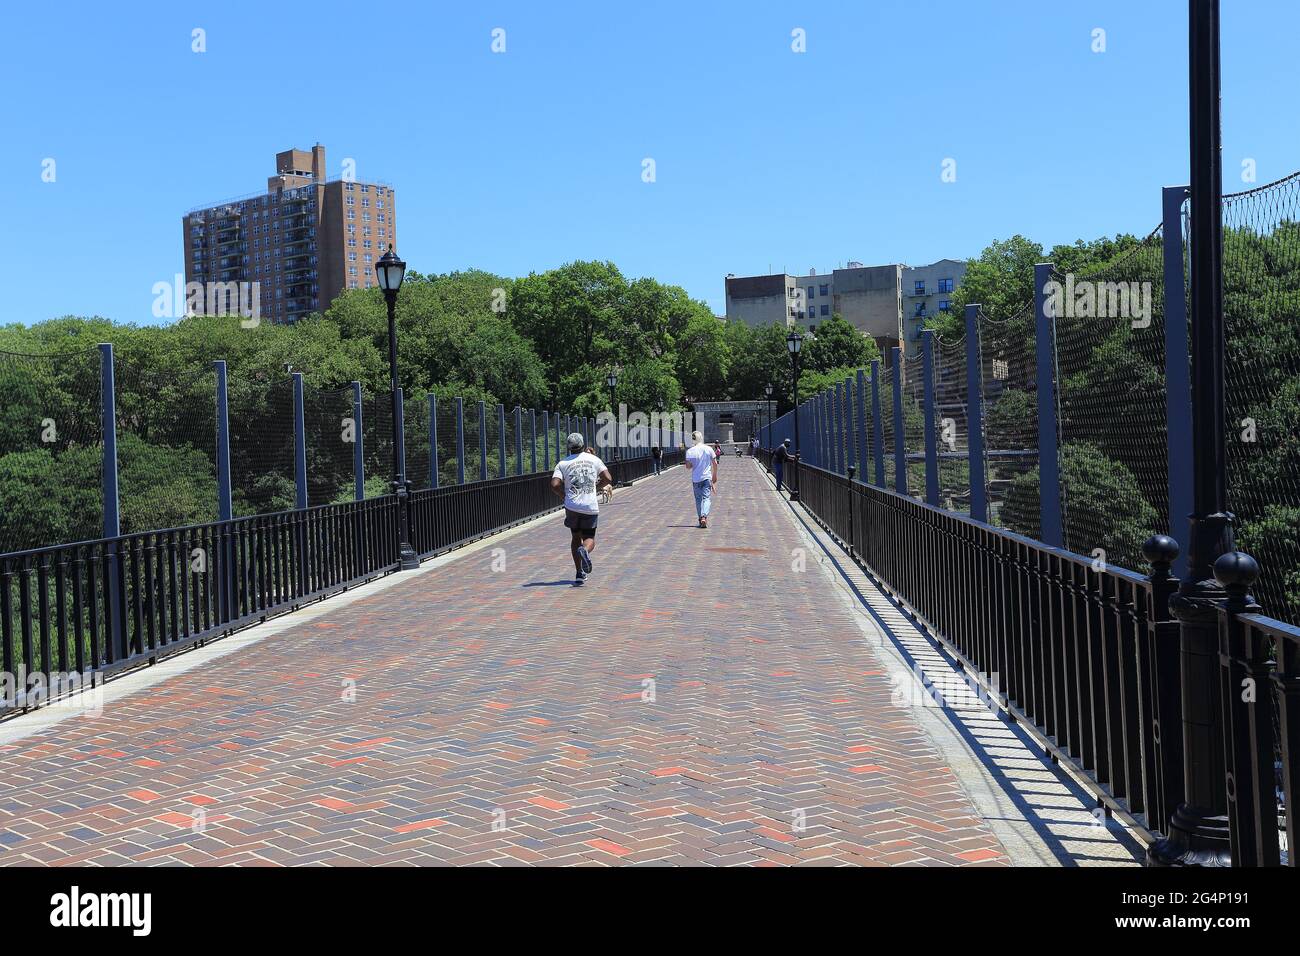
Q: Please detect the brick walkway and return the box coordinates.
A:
[0,460,1008,866]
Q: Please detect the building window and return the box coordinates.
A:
[939,277,954,293]
[348,252,357,261]
[939,299,951,311]
[914,280,926,295]
[914,303,926,317]
[819,284,828,297]
[820,304,829,316]
[346,196,355,205]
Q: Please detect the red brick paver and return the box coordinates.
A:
[0,461,1007,866]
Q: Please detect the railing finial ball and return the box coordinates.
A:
[1142,533,1180,568]
[1212,550,1259,590]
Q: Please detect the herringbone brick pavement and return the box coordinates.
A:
[0,460,1007,866]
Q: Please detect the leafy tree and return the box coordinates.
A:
[804,314,879,373]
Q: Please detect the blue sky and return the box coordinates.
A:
[2,0,1297,325]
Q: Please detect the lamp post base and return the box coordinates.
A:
[398,542,419,571]
[1146,804,1232,867]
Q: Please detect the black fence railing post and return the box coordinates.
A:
[1212,551,1277,866]
[965,305,988,523]
[1143,534,1186,839]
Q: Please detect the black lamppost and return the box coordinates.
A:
[606,367,619,460]
[764,382,774,450]
[375,245,418,570]
[786,331,803,501]
[1147,0,1235,868]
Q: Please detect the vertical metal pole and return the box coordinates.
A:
[1163,184,1194,581]
[842,377,852,476]
[872,359,884,487]
[892,347,906,494]
[856,369,868,481]
[100,344,126,660]
[454,396,465,485]
[351,381,365,500]
[965,305,988,523]
[428,393,439,489]
[1034,262,1063,547]
[530,409,537,473]
[214,362,233,521]
[478,401,488,482]
[292,372,308,510]
[214,360,234,632]
[1148,0,1234,869]
[394,387,408,499]
[922,329,940,507]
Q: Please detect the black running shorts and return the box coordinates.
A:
[564,509,598,532]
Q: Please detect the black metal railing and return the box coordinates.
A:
[2,450,675,717]
[786,459,1294,866]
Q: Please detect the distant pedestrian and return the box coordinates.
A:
[686,431,718,529]
[773,438,793,492]
[750,436,758,456]
[550,432,613,585]
[651,444,662,476]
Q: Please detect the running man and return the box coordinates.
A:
[551,432,613,585]
[686,431,718,528]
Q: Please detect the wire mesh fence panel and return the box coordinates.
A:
[114,357,218,535]
[903,350,926,495]
[0,348,103,554]
[435,396,460,486]
[302,385,356,505]
[463,404,484,482]
[1223,172,1300,624]
[503,407,519,476]
[363,390,394,497]
[1052,230,1169,572]
[935,335,971,513]
[880,364,896,491]
[843,380,857,478]
[485,407,503,479]
[405,394,432,491]
[980,304,1039,537]
[228,376,296,515]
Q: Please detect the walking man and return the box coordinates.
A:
[773,438,793,492]
[686,431,718,528]
[651,443,662,476]
[551,432,613,585]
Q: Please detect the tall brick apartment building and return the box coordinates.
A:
[182,144,397,323]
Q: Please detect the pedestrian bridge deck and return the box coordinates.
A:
[0,460,1143,866]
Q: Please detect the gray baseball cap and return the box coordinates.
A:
[567,432,585,452]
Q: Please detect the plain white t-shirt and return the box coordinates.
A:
[685,444,716,483]
[552,452,607,514]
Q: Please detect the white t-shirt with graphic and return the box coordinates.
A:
[686,443,716,483]
[553,452,607,515]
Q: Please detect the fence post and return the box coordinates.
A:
[292,372,308,510]
[965,305,988,523]
[922,330,940,506]
[856,369,868,481]
[351,381,365,500]
[454,396,465,485]
[871,359,884,487]
[514,406,523,476]
[477,401,488,482]
[1163,184,1194,581]
[428,393,439,489]
[842,377,852,476]
[99,344,127,660]
[892,346,906,494]
[530,409,537,473]
[1034,262,1064,547]
[1144,534,1186,838]
[214,360,236,631]
[1212,551,1272,866]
